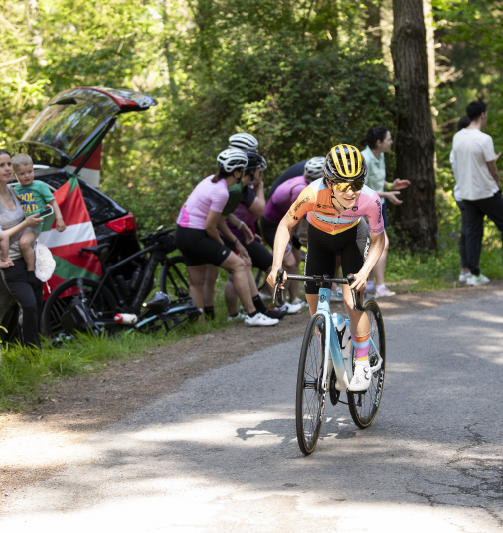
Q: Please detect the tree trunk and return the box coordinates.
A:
[391,0,437,249]
[363,0,382,51]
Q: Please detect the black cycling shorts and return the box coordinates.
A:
[222,237,273,272]
[261,216,301,250]
[175,225,232,267]
[304,220,371,295]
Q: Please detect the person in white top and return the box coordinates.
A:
[449,115,484,283]
[452,100,502,286]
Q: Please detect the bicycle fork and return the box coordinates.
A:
[317,288,353,393]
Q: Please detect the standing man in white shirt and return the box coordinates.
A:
[452,100,502,286]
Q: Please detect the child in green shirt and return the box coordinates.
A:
[12,154,66,280]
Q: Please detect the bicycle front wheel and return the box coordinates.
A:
[296,312,327,455]
[348,299,386,428]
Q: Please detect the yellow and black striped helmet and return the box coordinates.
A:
[324,144,367,182]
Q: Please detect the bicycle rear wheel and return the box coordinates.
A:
[348,299,386,428]
[160,255,189,298]
[296,312,327,455]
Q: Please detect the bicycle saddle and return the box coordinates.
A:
[79,244,110,258]
[144,291,172,312]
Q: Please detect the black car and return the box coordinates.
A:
[0,86,158,341]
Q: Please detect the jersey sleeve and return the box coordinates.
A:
[241,187,256,208]
[366,191,385,235]
[209,184,229,213]
[287,184,315,222]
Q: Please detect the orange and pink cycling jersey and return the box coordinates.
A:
[287,178,384,236]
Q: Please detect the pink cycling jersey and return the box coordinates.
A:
[176,175,229,230]
[263,175,307,224]
[287,178,384,236]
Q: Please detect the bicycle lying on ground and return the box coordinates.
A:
[273,269,386,455]
[41,227,199,339]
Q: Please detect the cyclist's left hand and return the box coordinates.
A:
[349,271,367,292]
[242,224,254,244]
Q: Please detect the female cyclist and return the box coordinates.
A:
[175,148,278,327]
[267,145,385,391]
[219,151,286,320]
[261,157,326,312]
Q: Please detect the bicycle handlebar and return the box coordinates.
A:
[139,226,175,244]
[273,269,366,312]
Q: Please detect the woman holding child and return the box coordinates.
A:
[0,150,44,346]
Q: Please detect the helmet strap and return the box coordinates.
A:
[330,188,347,214]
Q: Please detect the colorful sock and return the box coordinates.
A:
[353,332,370,363]
[252,295,267,314]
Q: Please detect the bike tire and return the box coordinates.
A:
[347,299,386,429]
[41,278,117,339]
[296,312,327,455]
[160,256,189,298]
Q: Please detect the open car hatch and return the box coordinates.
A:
[13,87,157,187]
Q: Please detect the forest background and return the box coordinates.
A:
[1,0,503,288]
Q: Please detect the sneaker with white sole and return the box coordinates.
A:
[227,313,246,322]
[280,301,302,314]
[374,285,396,298]
[245,312,279,327]
[458,271,470,283]
[365,281,376,294]
[290,297,309,309]
[466,273,490,286]
[348,363,371,392]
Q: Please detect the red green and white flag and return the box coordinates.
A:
[39,176,101,300]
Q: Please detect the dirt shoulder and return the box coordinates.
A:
[0,281,501,509]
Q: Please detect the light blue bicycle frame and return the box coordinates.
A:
[316,287,383,393]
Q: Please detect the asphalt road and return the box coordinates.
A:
[1,292,503,532]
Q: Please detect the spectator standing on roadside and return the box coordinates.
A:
[452,100,503,286]
[361,127,410,298]
[449,115,480,283]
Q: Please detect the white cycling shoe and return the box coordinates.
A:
[280,301,302,314]
[348,363,372,392]
[245,312,279,327]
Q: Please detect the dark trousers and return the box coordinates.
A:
[1,258,43,346]
[455,200,474,269]
[463,192,503,277]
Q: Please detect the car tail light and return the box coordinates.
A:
[105,214,136,234]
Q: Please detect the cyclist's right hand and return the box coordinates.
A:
[24,213,44,227]
[267,266,287,288]
[235,240,251,265]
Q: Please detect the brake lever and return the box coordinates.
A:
[346,273,366,312]
[273,268,285,307]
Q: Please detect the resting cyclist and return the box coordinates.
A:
[204,151,285,320]
[267,145,385,391]
[175,148,278,327]
[222,152,286,319]
[261,157,326,312]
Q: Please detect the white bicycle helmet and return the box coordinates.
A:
[259,155,267,170]
[304,156,325,182]
[217,148,249,173]
[229,133,259,152]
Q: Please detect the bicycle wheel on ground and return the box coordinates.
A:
[348,299,386,429]
[160,255,189,298]
[41,278,117,339]
[296,312,328,455]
